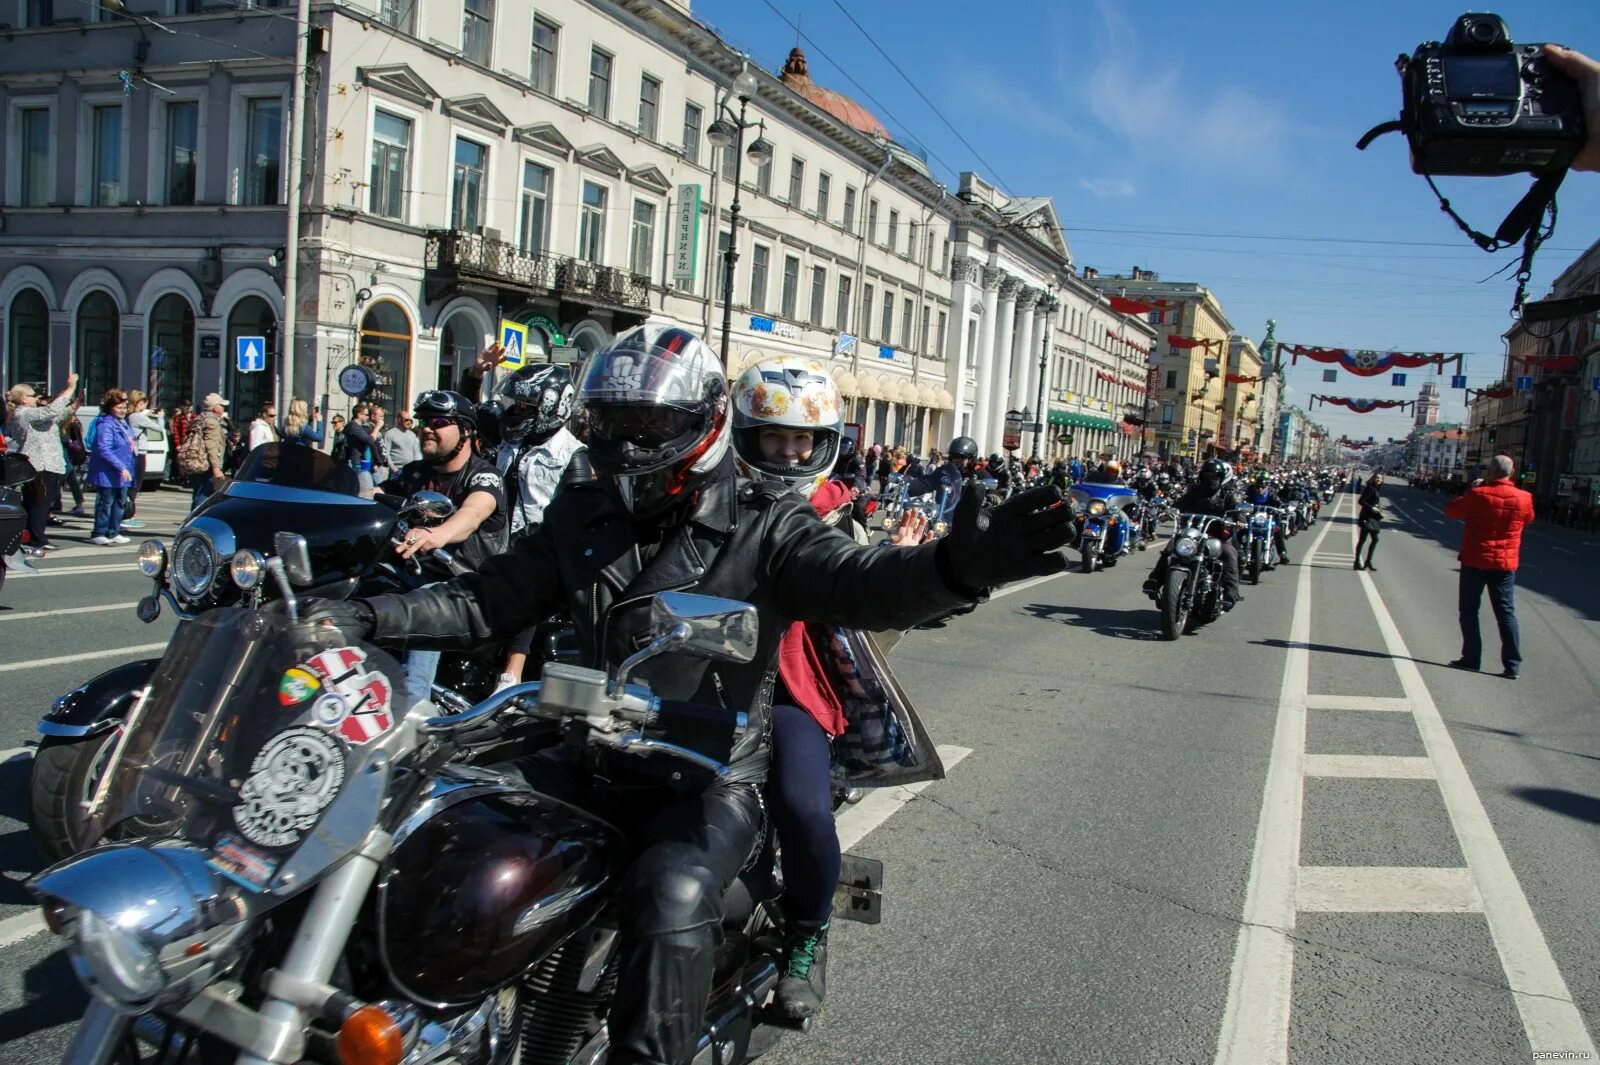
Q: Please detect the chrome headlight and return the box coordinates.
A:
[170,532,217,599]
[1173,536,1199,558]
[71,908,165,1010]
[1087,500,1107,516]
[136,539,168,579]
[230,549,265,590]
[1204,537,1224,558]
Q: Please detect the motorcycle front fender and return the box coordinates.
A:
[38,658,160,738]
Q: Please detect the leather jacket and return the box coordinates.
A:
[1176,480,1245,517]
[364,454,973,775]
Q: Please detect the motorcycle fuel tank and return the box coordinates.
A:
[376,781,624,1009]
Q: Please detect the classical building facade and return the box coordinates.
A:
[1221,334,1263,459]
[0,0,957,447]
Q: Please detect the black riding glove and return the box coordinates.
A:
[936,478,1076,597]
[297,597,377,642]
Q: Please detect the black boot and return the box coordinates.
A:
[775,919,830,1020]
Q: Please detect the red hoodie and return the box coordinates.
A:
[1444,480,1534,571]
[774,479,858,737]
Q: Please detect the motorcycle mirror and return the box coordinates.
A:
[273,532,314,587]
[651,592,759,665]
[398,490,457,526]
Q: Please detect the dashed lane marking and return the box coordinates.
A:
[0,911,45,949]
[1297,866,1482,914]
[1302,754,1435,779]
[0,602,138,623]
[0,643,166,674]
[9,563,143,579]
[835,745,972,853]
[0,746,33,763]
[1303,694,1412,712]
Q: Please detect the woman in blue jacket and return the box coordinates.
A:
[86,389,136,545]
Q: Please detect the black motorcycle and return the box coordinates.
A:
[27,444,524,862]
[1156,511,1237,640]
[29,558,884,1065]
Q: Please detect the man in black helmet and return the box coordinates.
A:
[302,328,1076,1065]
[910,435,977,522]
[381,389,508,570]
[1141,457,1246,607]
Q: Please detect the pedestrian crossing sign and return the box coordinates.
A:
[237,335,266,373]
[498,320,528,370]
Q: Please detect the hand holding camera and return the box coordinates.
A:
[1543,44,1600,171]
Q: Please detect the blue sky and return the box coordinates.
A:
[692,0,1600,444]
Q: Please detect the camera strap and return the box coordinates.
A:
[1422,168,1566,314]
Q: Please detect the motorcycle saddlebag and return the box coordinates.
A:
[0,490,26,556]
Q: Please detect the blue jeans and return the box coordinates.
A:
[91,486,126,539]
[1458,565,1520,672]
[400,649,442,709]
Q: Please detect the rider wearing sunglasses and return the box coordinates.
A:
[381,390,508,570]
[305,323,1075,1065]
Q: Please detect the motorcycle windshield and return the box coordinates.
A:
[232,443,364,498]
[85,608,407,894]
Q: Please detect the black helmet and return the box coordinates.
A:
[498,362,575,445]
[833,434,858,476]
[1197,457,1231,492]
[576,324,728,518]
[413,389,477,464]
[948,436,978,461]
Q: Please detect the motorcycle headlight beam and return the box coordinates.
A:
[230,550,266,591]
[1173,537,1199,558]
[136,539,168,580]
[1087,500,1107,516]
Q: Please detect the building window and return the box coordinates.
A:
[242,97,282,206]
[749,245,769,311]
[682,103,702,165]
[787,158,804,206]
[149,292,196,408]
[1164,369,1177,389]
[579,181,607,262]
[462,0,492,65]
[816,172,830,219]
[1161,403,1174,424]
[901,298,913,350]
[518,160,551,253]
[861,283,874,338]
[809,266,826,327]
[529,16,558,95]
[936,310,947,355]
[629,200,655,276]
[720,142,737,183]
[162,101,199,206]
[867,199,878,243]
[451,137,487,231]
[638,76,660,140]
[588,49,612,119]
[368,109,410,220]
[6,288,49,388]
[882,291,895,345]
[18,108,51,207]
[90,104,123,206]
[356,300,411,422]
[835,275,851,333]
[755,156,771,196]
[842,185,856,233]
[920,305,930,353]
[887,209,898,249]
[780,255,800,319]
[75,290,120,401]
[377,0,413,31]
[966,319,978,368]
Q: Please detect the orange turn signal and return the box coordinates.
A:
[336,1004,403,1065]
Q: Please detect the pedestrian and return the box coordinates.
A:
[367,406,390,486]
[247,401,279,452]
[381,409,422,470]
[87,389,137,545]
[60,414,88,516]
[1354,473,1383,571]
[179,393,229,510]
[1444,454,1534,680]
[5,373,78,555]
[281,398,325,446]
[123,390,162,530]
[341,405,379,496]
[169,399,194,479]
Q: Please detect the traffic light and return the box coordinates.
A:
[1488,428,1497,445]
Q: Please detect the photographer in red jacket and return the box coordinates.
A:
[1444,454,1534,680]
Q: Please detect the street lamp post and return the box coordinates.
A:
[1032,297,1056,458]
[1191,366,1219,460]
[705,65,773,371]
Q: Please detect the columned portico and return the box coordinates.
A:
[970,266,1003,448]
[1009,288,1040,446]
[986,277,1021,453]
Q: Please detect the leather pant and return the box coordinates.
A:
[497,746,764,1065]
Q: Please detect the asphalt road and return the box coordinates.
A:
[0,485,1595,1064]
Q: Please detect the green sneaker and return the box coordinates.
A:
[775,920,829,1020]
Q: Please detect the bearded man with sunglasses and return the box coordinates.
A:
[382,389,508,570]
[305,324,1075,1065]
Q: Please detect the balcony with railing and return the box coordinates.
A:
[425,230,650,311]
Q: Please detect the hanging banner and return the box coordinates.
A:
[1515,354,1580,372]
[1110,296,1185,316]
[1286,345,1459,377]
[1311,396,1414,413]
[1225,373,1261,384]
[1467,385,1514,400]
[1167,335,1220,350]
[672,183,702,283]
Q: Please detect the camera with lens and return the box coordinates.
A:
[1366,12,1585,176]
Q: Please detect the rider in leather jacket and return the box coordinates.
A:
[1245,476,1292,566]
[1142,458,1245,606]
[304,326,1075,1065]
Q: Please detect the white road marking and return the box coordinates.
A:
[0,911,46,949]
[0,745,33,763]
[989,569,1071,601]
[1302,754,1435,779]
[1358,574,1598,1057]
[1303,694,1412,712]
[1214,496,1343,1065]
[0,642,166,674]
[0,602,137,623]
[835,745,972,853]
[1297,866,1482,913]
[9,563,140,578]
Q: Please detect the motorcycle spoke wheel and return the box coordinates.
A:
[1160,570,1189,641]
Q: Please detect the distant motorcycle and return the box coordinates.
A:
[1070,483,1139,573]
[1246,505,1283,585]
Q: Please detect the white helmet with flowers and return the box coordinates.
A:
[729,356,845,493]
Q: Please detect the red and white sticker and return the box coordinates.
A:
[299,647,395,744]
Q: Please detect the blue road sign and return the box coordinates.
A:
[1515,375,1533,392]
[237,335,266,373]
[1450,374,1467,389]
[1391,372,1407,386]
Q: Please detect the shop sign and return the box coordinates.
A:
[525,314,565,347]
[750,316,799,340]
[878,345,895,360]
[834,333,856,357]
[672,184,701,283]
[200,335,221,360]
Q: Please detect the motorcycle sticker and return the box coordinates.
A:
[278,666,321,707]
[297,646,395,745]
[232,726,347,849]
[208,832,281,892]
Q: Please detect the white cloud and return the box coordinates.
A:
[1079,177,1136,198]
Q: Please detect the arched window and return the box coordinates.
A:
[437,310,483,395]
[358,300,412,417]
[225,296,279,420]
[6,288,50,391]
[75,290,121,402]
[149,293,196,408]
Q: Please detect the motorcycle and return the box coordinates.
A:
[1245,505,1283,585]
[29,556,881,1065]
[1070,483,1139,573]
[1155,512,1236,640]
[0,452,37,593]
[27,443,524,863]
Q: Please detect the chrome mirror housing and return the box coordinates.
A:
[273,532,313,587]
[649,592,758,665]
[398,491,457,527]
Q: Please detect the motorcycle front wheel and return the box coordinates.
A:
[1249,543,1263,585]
[1160,569,1190,641]
[1081,545,1098,573]
[28,730,119,864]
